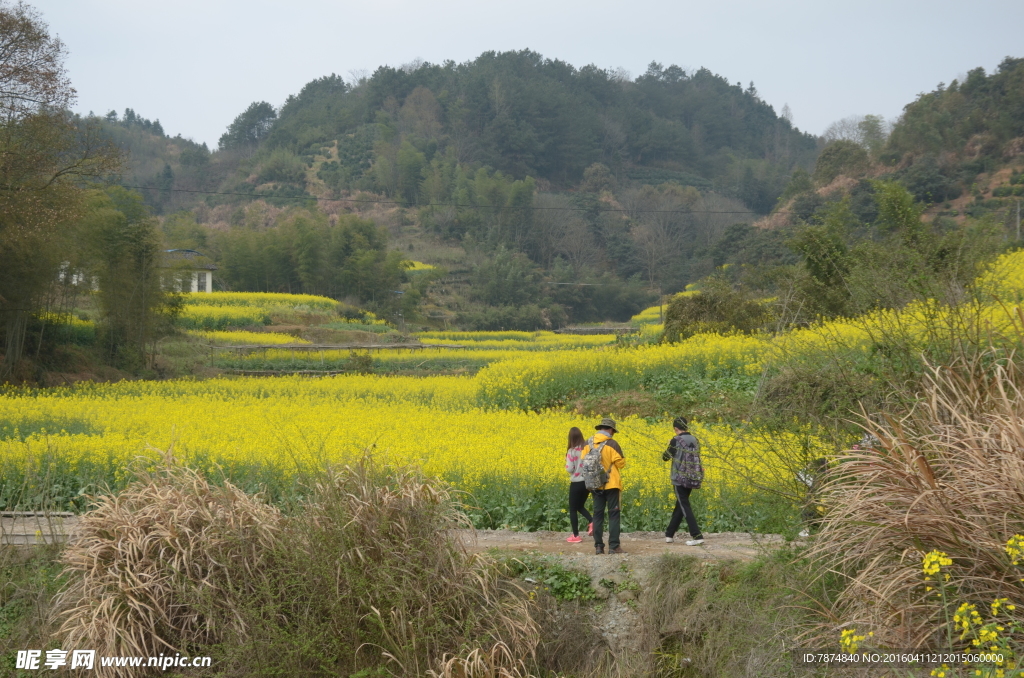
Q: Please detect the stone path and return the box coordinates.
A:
[1,512,79,545]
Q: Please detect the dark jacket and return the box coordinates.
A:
[662,432,703,488]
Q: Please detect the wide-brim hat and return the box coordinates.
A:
[595,418,618,432]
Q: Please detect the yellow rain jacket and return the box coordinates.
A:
[588,430,626,490]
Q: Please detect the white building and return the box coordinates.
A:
[164,249,217,293]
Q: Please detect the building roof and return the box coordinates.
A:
[163,249,217,270]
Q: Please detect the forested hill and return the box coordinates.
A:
[262,52,817,206]
[887,56,1024,163]
[105,50,817,216]
[90,52,1024,332]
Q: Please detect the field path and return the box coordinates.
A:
[4,514,786,559]
[457,528,784,561]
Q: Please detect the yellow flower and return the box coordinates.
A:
[923,550,952,576]
[840,628,867,654]
[1006,534,1024,565]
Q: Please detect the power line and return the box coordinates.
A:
[118,184,786,216]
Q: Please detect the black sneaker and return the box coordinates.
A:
[610,546,626,554]
[595,546,605,555]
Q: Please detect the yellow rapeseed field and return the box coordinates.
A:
[7,252,1024,531]
[0,374,822,530]
[976,248,1024,301]
[415,330,618,350]
[181,291,339,311]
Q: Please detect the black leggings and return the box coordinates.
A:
[568,481,592,536]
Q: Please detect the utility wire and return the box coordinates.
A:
[119,184,790,216]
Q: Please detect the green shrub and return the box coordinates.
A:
[257,148,306,184]
[814,140,870,184]
[663,276,771,342]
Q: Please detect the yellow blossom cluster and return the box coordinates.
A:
[630,292,700,325]
[923,550,953,576]
[178,305,271,330]
[1006,535,1024,566]
[181,291,339,311]
[976,249,1024,301]
[415,330,618,351]
[955,603,985,638]
[177,292,349,330]
[840,628,871,654]
[630,305,666,325]
[38,312,94,330]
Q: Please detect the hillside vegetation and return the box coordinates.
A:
[75,53,1021,346]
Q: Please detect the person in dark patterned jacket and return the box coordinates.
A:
[662,416,705,546]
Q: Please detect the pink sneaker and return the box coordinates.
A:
[566,535,583,543]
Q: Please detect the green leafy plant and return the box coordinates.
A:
[499,554,595,601]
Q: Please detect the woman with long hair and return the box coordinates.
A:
[564,426,593,543]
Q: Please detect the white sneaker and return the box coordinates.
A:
[685,539,704,546]
[665,537,673,543]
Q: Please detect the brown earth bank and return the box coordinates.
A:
[461,529,796,657]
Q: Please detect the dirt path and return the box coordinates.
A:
[4,515,787,559]
[457,529,785,561]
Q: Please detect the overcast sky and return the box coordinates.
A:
[28,0,1024,148]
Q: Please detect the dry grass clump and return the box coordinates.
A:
[275,463,539,677]
[53,456,540,677]
[54,456,282,676]
[811,352,1024,647]
[427,642,532,678]
[636,551,816,678]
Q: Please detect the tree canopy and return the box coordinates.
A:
[0,1,120,376]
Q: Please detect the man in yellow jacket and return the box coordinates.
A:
[589,418,626,555]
